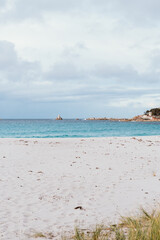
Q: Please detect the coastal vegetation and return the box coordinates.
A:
[63,208,160,240]
[145,108,160,116]
[32,208,160,239]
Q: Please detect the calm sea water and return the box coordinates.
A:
[0,119,160,138]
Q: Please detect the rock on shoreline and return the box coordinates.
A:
[86,116,160,122]
[56,115,63,120]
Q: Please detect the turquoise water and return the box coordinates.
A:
[0,119,160,138]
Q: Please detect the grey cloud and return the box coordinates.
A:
[46,62,86,80]
[113,0,160,22]
[91,0,160,26]
[90,64,160,88]
[4,0,87,20]
[93,64,138,80]
[1,40,160,110]
[0,41,17,69]
[0,40,42,84]
[149,49,160,72]
[1,0,159,25]
[62,43,88,59]
[0,0,6,8]
[1,1,160,118]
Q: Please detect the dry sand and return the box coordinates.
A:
[0,136,160,239]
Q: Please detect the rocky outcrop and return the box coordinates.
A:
[132,115,160,122]
[86,117,132,121]
[86,116,160,122]
[86,117,108,120]
[56,115,63,120]
[131,108,160,121]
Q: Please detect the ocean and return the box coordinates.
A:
[0,119,160,138]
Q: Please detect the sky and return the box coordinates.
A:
[0,0,160,118]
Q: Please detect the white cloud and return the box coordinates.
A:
[0,1,160,117]
[0,40,159,108]
[109,93,160,109]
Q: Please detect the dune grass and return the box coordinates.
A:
[32,208,160,239]
[66,208,160,240]
[32,232,46,238]
[32,231,54,239]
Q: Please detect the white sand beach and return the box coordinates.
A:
[0,136,160,239]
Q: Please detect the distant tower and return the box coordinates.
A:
[56,114,63,120]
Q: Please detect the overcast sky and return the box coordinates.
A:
[0,0,160,118]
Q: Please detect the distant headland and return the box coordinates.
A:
[55,108,160,122]
[86,108,160,122]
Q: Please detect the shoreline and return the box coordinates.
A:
[86,118,160,122]
[0,137,160,239]
[0,135,160,140]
